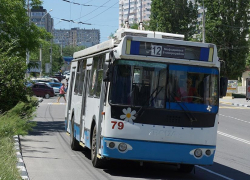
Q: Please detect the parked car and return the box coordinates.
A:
[52,73,65,82]
[65,73,70,80]
[63,71,70,75]
[46,82,62,95]
[31,82,55,99]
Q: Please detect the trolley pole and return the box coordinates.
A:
[202,0,205,43]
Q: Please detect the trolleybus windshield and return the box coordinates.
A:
[109,60,219,113]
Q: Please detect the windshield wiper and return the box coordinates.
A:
[134,86,163,118]
[169,91,197,124]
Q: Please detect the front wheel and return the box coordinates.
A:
[91,125,103,168]
[44,93,50,99]
[177,164,194,173]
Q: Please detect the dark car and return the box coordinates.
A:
[32,83,55,99]
[52,73,65,82]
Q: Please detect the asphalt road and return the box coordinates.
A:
[20,98,250,180]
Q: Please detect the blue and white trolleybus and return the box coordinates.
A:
[65,28,227,172]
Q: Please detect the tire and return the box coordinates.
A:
[177,164,194,173]
[44,93,50,99]
[91,125,104,168]
[70,116,80,150]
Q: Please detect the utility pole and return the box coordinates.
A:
[26,0,30,78]
[202,0,205,43]
[39,47,42,77]
[50,43,53,75]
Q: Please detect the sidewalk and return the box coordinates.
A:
[220,97,250,107]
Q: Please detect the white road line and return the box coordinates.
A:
[219,114,250,124]
[217,131,250,145]
[47,103,66,105]
[196,165,234,180]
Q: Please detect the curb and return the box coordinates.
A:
[232,103,250,108]
[220,101,250,108]
[14,135,29,180]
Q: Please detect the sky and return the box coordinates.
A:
[42,0,119,42]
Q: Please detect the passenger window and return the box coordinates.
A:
[89,55,104,98]
[74,62,81,94]
[78,60,87,95]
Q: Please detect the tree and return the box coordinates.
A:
[62,46,85,57]
[0,0,51,58]
[0,0,51,112]
[30,42,64,75]
[149,0,198,40]
[0,42,33,113]
[203,0,250,79]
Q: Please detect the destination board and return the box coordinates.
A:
[126,40,214,62]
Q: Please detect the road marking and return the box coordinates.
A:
[219,114,250,124]
[219,106,249,109]
[48,103,66,105]
[217,131,250,145]
[219,102,232,105]
[196,165,234,180]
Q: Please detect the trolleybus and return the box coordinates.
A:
[65,28,227,173]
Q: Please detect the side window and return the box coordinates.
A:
[89,58,98,97]
[39,85,45,89]
[89,55,104,98]
[74,62,81,94]
[78,60,87,95]
[96,55,104,97]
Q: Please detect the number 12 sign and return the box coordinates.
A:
[151,45,162,56]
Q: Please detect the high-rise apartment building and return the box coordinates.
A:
[53,28,100,48]
[119,0,152,28]
[30,6,53,33]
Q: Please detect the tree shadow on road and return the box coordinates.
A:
[26,120,65,136]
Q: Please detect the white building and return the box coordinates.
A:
[53,28,100,48]
[119,0,152,28]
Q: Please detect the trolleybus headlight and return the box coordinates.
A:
[108,142,115,148]
[205,149,211,156]
[118,143,127,152]
[194,149,202,158]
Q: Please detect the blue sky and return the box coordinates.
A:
[42,0,119,42]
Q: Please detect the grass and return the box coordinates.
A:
[0,137,22,180]
[0,97,38,180]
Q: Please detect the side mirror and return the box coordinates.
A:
[103,64,114,82]
[220,77,228,97]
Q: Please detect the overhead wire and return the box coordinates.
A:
[62,0,118,8]
[52,16,117,27]
[74,0,112,21]
[84,1,119,22]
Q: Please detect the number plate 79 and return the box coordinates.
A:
[111,121,124,130]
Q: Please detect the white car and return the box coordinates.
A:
[45,83,60,95]
[65,73,70,80]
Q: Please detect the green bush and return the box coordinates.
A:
[0,50,33,113]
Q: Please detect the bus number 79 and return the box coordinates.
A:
[111,121,124,130]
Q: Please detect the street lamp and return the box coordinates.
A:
[39,9,52,77]
[40,9,53,27]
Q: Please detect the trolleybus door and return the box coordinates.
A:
[66,68,75,126]
[80,69,91,140]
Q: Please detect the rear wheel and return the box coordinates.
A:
[177,164,194,173]
[91,125,103,168]
[44,93,50,99]
[70,116,80,150]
